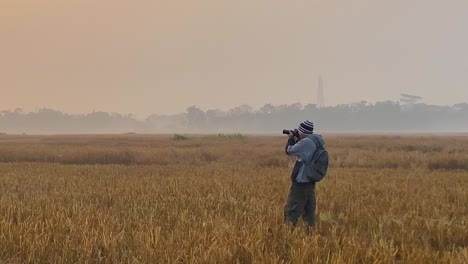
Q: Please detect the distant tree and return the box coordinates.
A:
[186,106,206,130]
[400,94,423,104]
[229,104,253,116]
[454,103,468,110]
[259,103,276,114]
[303,104,318,111]
[288,102,303,111]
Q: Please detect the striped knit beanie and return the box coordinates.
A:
[298,120,314,134]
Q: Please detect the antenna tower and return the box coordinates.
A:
[317,76,324,108]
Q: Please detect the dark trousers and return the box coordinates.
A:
[284,183,316,227]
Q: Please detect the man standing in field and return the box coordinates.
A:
[284,120,325,231]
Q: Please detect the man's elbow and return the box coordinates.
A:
[285,147,295,156]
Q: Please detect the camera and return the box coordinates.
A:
[282,129,299,138]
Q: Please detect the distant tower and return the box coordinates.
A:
[317,76,324,108]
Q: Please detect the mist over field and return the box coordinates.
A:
[1,100,467,134]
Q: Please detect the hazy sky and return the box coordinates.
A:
[1,0,467,117]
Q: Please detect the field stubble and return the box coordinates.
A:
[0,134,467,263]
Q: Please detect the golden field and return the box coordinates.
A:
[0,134,467,263]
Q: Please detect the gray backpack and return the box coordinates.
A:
[308,136,329,182]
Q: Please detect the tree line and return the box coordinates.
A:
[1,101,467,134]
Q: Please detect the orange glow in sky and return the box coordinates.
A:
[1,0,468,116]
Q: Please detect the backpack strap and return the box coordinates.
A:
[310,135,324,149]
[309,136,322,161]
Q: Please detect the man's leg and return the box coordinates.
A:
[284,184,306,227]
[303,185,316,228]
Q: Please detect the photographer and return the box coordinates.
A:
[284,120,325,231]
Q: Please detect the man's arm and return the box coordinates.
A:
[285,136,296,155]
[285,137,307,159]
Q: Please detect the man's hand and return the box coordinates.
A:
[288,131,299,143]
[285,131,298,154]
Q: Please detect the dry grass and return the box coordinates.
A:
[0,134,467,263]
